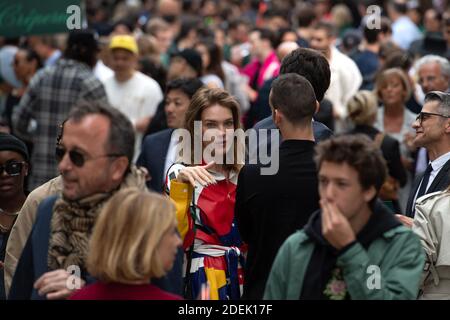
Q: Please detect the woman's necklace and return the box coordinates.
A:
[0,207,19,217]
[0,208,18,233]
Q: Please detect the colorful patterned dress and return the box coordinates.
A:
[165,163,245,300]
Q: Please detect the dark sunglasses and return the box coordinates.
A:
[55,146,123,168]
[0,161,25,176]
[415,112,450,125]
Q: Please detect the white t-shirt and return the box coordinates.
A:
[104,71,163,160]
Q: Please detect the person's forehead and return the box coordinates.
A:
[312,29,327,37]
[249,31,260,39]
[167,89,189,99]
[0,150,24,163]
[319,161,357,178]
[62,115,110,150]
[201,104,233,120]
[420,62,441,74]
[423,99,441,111]
[15,50,27,59]
[111,48,135,57]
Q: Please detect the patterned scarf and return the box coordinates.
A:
[47,166,147,271]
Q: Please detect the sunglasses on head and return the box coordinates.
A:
[0,161,26,176]
[55,146,123,168]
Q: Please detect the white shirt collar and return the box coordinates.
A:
[430,151,450,172]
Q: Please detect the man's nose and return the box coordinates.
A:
[323,183,335,201]
[412,117,420,129]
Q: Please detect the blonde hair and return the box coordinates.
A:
[347,90,378,126]
[87,188,177,284]
[374,68,412,103]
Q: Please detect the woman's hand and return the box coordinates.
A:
[177,162,216,187]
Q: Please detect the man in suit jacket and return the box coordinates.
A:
[235,73,320,299]
[137,78,203,193]
[405,91,450,218]
[247,48,333,163]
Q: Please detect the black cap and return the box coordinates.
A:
[67,29,99,51]
[172,49,203,77]
[0,133,29,162]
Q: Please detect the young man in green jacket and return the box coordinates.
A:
[264,135,425,300]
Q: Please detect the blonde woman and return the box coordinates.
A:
[413,185,450,299]
[374,68,417,211]
[70,188,182,300]
[347,90,407,211]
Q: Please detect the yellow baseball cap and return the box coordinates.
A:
[109,35,139,54]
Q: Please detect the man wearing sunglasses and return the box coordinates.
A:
[7,101,152,300]
[0,133,29,300]
[402,91,450,218]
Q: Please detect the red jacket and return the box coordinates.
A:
[69,282,183,300]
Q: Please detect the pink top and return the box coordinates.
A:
[69,282,183,300]
[242,51,280,89]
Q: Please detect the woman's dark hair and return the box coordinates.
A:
[196,38,225,82]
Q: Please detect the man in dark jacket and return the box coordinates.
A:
[404,91,450,217]
[236,73,320,299]
[247,48,333,163]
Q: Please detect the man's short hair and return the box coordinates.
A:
[424,91,450,116]
[296,3,316,28]
[66,100,135,164]
[280,48,331,102]
[312,20,336,38]
[270,73,316,125]
[363,19,381,44]
[389,0,407,14]
[251,28,279,49]
[315,134,387,195]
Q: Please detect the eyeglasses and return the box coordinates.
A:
[0,161,26,176]
[55,146,123,168]
[415,112,450,125]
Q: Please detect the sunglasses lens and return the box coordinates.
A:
[5,162,22,175]
[55,147,66,162]
[55,147,84,167]
[69,150,85,167]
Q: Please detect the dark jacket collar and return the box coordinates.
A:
[280,139,315,149]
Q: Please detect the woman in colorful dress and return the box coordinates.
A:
[165,87,245,300]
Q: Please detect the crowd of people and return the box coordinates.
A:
[0,0,450,300]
